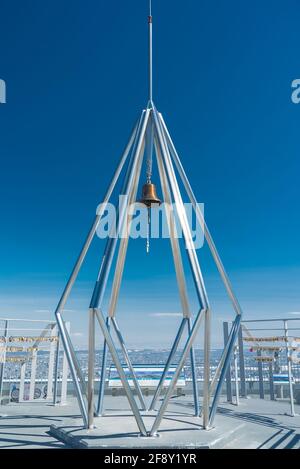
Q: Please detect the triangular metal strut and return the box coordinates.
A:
[53,102,242,435]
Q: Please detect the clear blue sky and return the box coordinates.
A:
[0,0,299,347]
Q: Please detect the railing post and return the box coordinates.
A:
[257,350,264,399]
[19,362,26,402]
[29,349,38,401]
[238,324,246,397]
[53,325,59,405]
[269,361,275,401]
[223,322,232,402]
[284,320,295,416]
[233,344,239,405]
[0,320,8,404]
[60,322,70,405]
[46,324,56,400]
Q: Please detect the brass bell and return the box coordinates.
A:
[139,182,161,207]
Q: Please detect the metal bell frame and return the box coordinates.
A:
[53,1,243,436]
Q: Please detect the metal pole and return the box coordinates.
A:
[152,108,209,311]
[46,324,56,400]
[96,317,110,415]
[74,113,147,425]
[156,129,201,417]
[238,325,246,397]
[284,320,295,416]
[159,113,243,318]
[223,322,232,402]
[188,318,200,416]
[19,362,26,402]
[202,308,211,427]
[55,312,88,427]
[53,327,60,405]
[273,350,282,399]
[149,318,188,411]
[94,309,147,436]
[94,110,150,416]
[54,119,139,318]
[233,345,239,405]
[153,134,198,414]
[53,118,140,426]
[89,122,145,420]
[111,318,146,410]
[61,323,87,400]
[150,308,207,436]
[0,320,8,403]
[90,110,149,310]
[60,322,70,405]
[107,121,146,318]
[154,135,191,318]
[209,316,237,396]
[88,309,95,428]
[257,350,264,399]
[148,0,153,103]
[269,361,275,401]
[208,315,242,427]
[152,109,211,432]
[29,349,37,401]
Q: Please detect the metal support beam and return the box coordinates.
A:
[284,320,295,416]
[153,108,209,311]
[208,315,242,427]
[46,325,56,400]
[188,318,200,416]
[53,329,60,405]
[159,113,244,424]
[0,320,8,403]
[111,318,146,410]
[107,118,146,318]
[95,115,147,415]
[90,110,149,310]
[19,362,26,402]
[223,322,232,402]
[151,107,210,433]
[64,323,88,398]
[55,312,88,427]
[159,113,243,318]
[88,309,95,428]
[94,309,147,436]
[233,345,239,405]
[60,322,70,405]
[154,130,200,415]
[150,308,206,436]
[209,317,237,397]
[54,115,143,427]
[238,324,246,397]
[149,318,187,411]
[269,362,275,401]
[202,308,211,427]
[96,317,110,416]
[257,350,264,399]
[29,349,37,401]
[54,118,140,318]
[154,134,191,318]
[161,113,244,421]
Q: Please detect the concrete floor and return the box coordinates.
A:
[0,396,300,448]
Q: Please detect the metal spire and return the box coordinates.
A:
[148,0,153,103]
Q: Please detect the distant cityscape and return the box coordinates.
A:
[3,348,300,383]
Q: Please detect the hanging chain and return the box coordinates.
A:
[146,146,153,183]
[146,122,153,253]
